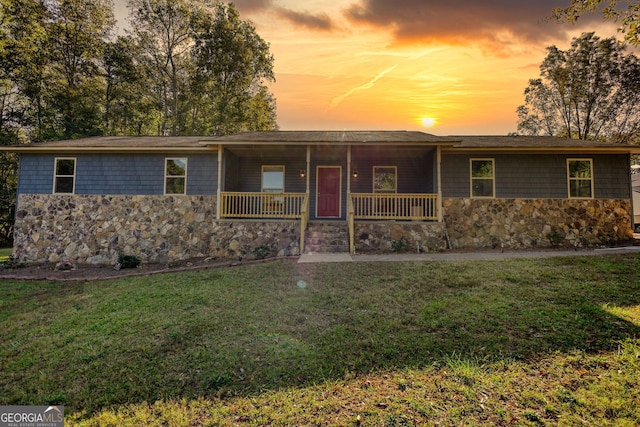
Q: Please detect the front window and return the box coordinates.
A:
[373,166,397,193]
[568,159,593,198]
[262,165,285,193]
[165,158,187,194]
[470,159,494,198]
[54,158,76,194]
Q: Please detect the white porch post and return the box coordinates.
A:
[216,144,223,220]
[347,145,352,195]
[306,145,311,194]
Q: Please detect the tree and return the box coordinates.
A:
[103,36,160,135]
[1,0,115,140]
[517,32,640,143]
[48,0,115,138]
[553,1,640,45]
[190,2,277,135]
[127,0,202,136]
[1,0,57,142]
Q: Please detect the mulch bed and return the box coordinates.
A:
[0,256,293,282]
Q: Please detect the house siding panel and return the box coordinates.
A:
[17,155,55,194]
[186,154,218,195]
[18,153,217,196]
[442,153,630,199]
[236,156,307,193]
[350,147,436,194]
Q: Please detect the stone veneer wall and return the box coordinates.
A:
[353,198,633,252]
[12,194,635,264]
[354,222,448,253]
[442,198,633,248]
[14,194,301,264]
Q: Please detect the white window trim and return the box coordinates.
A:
[470,158,495,198]
[164,157,188,195]
[53,157,76,194]
[261,165,285,193]
[373,165,397,193]
[567,158,594,199]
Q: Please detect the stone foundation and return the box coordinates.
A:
[12,194,634,264]
[14,194,301,264]
[442,198,633,249]
[354,222,448,253]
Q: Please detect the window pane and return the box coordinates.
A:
[570,180,592,198]
[55,177,74,193]
[472,179,493,197]
[263,166,284,192]
[471,160,493,178]
[569,160,591,178]
[166,177,185,194]
[56,159,75,175]
[374,167,396,193]
[166,159,186,176]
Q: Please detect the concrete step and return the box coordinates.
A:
[304,222,349,253]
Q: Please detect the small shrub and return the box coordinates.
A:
[117,254,140,269]
[390,237,409,252]
[547,230,564,246]
[252,244,271,260]
[2,254,23,270]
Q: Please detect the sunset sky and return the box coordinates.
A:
[112,0,620,135]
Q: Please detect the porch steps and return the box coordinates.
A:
[304,222,349,253]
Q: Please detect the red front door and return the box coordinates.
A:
[317,167,341,217]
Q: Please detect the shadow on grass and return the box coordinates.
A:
[1,255,639,416]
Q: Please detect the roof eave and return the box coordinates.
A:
[442,146,640,154]
[0,146,215,154]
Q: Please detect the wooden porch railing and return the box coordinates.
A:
[221,192,307,219]
[350,193,439,220]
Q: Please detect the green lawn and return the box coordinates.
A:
[1,255,639,426]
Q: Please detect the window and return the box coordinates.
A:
[373,166,397,193]
[567,159,593,198]
[262,165,285,193]
[54,158,76,194]
[165,158,187,194]
[470,159,494,198]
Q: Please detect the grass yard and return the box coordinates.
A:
[1,255,639,426]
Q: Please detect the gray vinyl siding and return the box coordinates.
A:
[17,155,55,194]
[594,154,630,199]
[442,153,630,199]
[350,147,436,194]
[18,153,217,195]
[235,157,307,193]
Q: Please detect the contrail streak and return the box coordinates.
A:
[329,64,398,109]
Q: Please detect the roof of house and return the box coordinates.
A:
[453,135,630,148]
[204,130,459,144]
[0,136,210,153]
[1,131,638,153]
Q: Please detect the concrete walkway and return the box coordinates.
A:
[297,246,640,263]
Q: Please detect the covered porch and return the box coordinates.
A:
[210,135,446,253]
